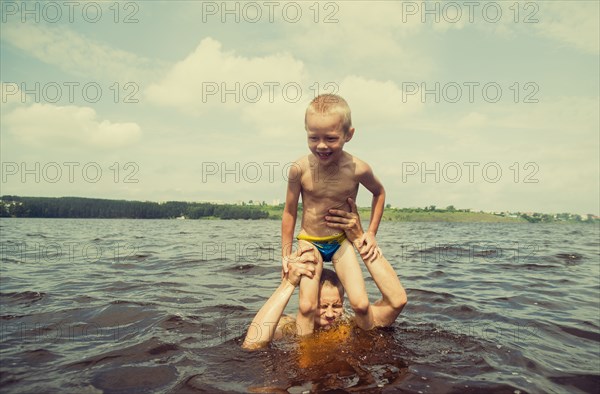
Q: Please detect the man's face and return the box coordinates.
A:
[305,111,352,165]
[315,285,344,328]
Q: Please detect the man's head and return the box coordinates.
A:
[315,268,345,328]
[304,94,355,165]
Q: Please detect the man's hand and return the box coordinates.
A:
[282,244,317,286]
[325,197,364,243]
[325,198,380,262]
[357,231,381,262]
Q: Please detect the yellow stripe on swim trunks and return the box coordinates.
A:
[297,232,346,243]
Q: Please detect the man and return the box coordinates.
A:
[242,198,407,350]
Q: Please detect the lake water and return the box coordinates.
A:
[0,218,599,393]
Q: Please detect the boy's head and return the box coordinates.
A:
[304,94,355,164]
[305,94,352,134]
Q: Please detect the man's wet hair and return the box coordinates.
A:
[320,268,345,298]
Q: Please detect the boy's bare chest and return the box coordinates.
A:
[300,165,359,198]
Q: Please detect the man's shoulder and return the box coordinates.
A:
[275,315,297,339]
[279,315,296,325]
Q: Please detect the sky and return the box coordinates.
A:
[1,0,598,215]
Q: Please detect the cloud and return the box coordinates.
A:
[457,112,488,130]
[1,23,159,81]
[338,75,423,128]
[3,104,141,149]
[423,2,599,54]
[270,2,433,79]
[534,2,599,54]
[145,37,307,114]
[241,99,305,139]
[493,96,599,134]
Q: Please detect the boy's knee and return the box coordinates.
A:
[350,298,370,315]
[298,298,318,315]
[392,297,407,311]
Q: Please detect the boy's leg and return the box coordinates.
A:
[332,240,373,330]
[296,239,323,336]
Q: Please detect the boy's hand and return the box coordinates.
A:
[357,231,381,262]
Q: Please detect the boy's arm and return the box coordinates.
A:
[281,163,302,273]
[357,162,386,261]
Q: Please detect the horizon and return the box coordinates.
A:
[1,2,598,215]
[1,194,597,217]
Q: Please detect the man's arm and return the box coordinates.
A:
[361,254,407,327]
[325,198,406,327]
[281,162,302,273]
[242,246,317,350]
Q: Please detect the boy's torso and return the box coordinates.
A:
[298,152,361,237]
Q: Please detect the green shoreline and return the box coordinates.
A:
[1,196,597,224]
[266,206,526,223]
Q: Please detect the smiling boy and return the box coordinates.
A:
[281,94,385,335]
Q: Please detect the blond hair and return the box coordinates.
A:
[305,94,352,134]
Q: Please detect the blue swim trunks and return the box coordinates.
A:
[297,232,346,262]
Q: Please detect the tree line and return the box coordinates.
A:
[0,196,269,220]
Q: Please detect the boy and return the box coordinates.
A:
[281,94,385,336]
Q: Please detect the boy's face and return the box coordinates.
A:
[305,110,354,165]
